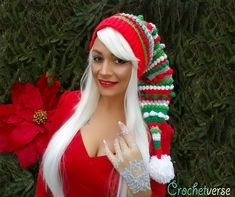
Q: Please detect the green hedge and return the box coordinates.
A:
[0,0,234,196]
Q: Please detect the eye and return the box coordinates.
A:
[93,55,103,63]
[114,57,128,65]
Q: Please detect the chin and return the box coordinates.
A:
[99,91,118,98]
[98,88,124,98]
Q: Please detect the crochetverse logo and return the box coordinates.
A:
[167,180,231,196]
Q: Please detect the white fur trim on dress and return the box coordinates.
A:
[148,154,175,184]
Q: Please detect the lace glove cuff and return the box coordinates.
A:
[120,160,151,194]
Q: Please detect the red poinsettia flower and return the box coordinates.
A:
[0,73,61,168]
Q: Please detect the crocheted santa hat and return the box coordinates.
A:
[90,13,175,184]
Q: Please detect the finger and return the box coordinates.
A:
[113,138,124,162]
[103,139,116,163]
[118,121,129,135]
[118,121,136,148]
[119,136,129,154]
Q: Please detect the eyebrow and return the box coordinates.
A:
[91,49,118,59]
[91,49,102,55]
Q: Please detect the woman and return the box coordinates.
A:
[36,13,175,197]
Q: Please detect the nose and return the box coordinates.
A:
[100,60,112,76]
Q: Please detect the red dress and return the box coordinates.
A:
[35,91,174,197]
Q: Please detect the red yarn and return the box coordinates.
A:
[144,68,174,83]
[140,89,172,95]
[90,14,149,79]
[139,96,172,101]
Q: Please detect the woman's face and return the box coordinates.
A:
[91,38,132,98]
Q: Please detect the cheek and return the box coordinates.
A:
[91,64,98,77]
[123,67,132,82]
[117,67,132,86]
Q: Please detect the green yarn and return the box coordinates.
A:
[152,49,164,60]
[143,60,169,79]
[150,127,161,134]
[139,92,172,99]
[137,15,144,20]
[141,107,168,114]
[155,49,164,58]
[154,60,169,71]
[141,105,169,111]
[154,42,160,50]
[162,95,167,99]
[157,77,174,85]
[138,77,174,86]
[150,127,161,148]
[144,116,165,124]
[170,91,176,97]
[154,43,161,50]
[152,28,158,36]
[139,92,159,99]
[153,141,161,149]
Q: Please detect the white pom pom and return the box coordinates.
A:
[148,154,175,184]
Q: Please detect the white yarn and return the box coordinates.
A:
[148,154,175,184]
[143,111,169,120]
[138,84,174,91]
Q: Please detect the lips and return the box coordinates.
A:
[98,79,118,88]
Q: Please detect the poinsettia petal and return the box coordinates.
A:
[0,104,18,123]
[10,122,39,148]
[15,106,34,123]
[16,143,39,168]
[45,91,81,135]
[34,133,50,157]
[36,73,61,110]
[12,83,44,111]
[0,137,9,151]
[35,124,47,133]
[44,109,56,130]
[6,114,23,124]
[0,105,17,151]
[0,104,15,117]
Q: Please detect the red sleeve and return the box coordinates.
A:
[149,121,175,197]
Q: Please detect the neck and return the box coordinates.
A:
[97,94,125,113]
[90,94,126,125]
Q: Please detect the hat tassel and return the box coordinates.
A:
[148,127,175,184]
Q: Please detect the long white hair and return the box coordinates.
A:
[42,27,150,197]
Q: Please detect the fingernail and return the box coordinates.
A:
[103,139,107,148]
[118,121,128,135]
[103,139,108,153]
[103,146,106,154]
[118,121,123,126]
[114,138,118,145]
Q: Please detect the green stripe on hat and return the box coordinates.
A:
[153,141,161,149]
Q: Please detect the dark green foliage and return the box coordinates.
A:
[0,153,38,197]
[0,0,234,196]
